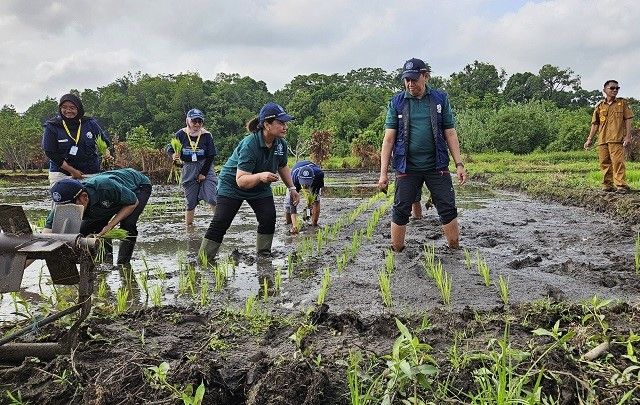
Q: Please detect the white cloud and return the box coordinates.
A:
[1,0,639,111]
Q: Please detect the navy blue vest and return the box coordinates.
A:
[390,88,450,172]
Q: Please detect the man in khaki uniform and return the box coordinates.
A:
[584,80,634,193]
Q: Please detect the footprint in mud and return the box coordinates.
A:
[508,255,542,269]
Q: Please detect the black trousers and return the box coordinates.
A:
[204,195,276,243]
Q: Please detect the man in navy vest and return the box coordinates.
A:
[378,58,467,251]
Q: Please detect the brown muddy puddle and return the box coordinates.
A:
[1,172,639,324]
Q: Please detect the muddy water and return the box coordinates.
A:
[1,172,639,323]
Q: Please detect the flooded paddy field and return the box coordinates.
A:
[1,171,639,404]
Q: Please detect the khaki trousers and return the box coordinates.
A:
[598,142,627,189]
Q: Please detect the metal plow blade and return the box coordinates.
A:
[0,205,32,235]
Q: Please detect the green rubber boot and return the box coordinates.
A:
[199,238,221,261]
[256,233,274,256]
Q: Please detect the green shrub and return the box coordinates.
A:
[546,109,591,152]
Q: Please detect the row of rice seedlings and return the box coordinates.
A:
[346,229,364,262]
[476,252,491,286]
[316,268,331,305]
[365,198,393,240]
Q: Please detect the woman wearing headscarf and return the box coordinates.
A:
[199,102,299,259]
[42,93,113,186]
[167,108,218,225]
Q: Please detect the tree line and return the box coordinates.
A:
[1,61,638,172]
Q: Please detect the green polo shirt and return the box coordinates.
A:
[217,131,289,200]
[45,168,151,228]
[385,87,455,171]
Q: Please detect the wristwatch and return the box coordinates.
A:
[289,186,297,191]
[455,162,465,168]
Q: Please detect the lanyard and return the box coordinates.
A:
[188,131,202,152]
[62,119,82,144]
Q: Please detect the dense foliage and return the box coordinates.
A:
[1,62,638,171]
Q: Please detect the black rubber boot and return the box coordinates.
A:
[116,238,137,266]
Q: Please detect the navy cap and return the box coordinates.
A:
[401,58,431,80]
[51,179,85,204]
[187,109,204,120]
[298,166,315,187]
[259,102,294,125]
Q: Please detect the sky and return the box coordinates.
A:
[1,0,639,112]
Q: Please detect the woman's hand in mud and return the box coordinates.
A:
[259,172,279,184]
[289,225,299,234]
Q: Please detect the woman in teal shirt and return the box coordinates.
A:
[200,103,300,259]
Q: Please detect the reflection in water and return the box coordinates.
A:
[0,177,500,321]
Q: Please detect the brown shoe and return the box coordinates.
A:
[602,186,615,192]
[616,187,630,194]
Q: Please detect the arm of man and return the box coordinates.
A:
[585,124,598,149]
[444,128,467,185]
[98,201,138,236]
[378,128,396,191]
[278,165,300,206]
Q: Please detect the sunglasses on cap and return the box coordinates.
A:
[608,86,620,90]
[190,118,203,124]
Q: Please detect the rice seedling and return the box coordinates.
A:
[287,253,295,278]
[274,267,282,295]
[378,270,392,307]
[96,277,108,301]
[316,268,331,305]
[262,277,269,302]
[200,278,209,307]
[244,294,257,317]
[477,252,491,286]
[115,286,129,315]
[464,248,472,270]
[316,228,324,253]
[432,263,452,305]
[198,247,209,269]
[384,249,395,274]
[336,252,348,274]
[150,284,163,307]
[497,275,509,305]
[153,265,167,281]
[213,260,229,291]
[422,243,436,275]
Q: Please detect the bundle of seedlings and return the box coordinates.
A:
[168,138,183,184]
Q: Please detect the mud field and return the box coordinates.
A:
[1,171,640,404]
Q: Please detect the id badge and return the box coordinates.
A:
[191,153,197,162]
[69,146,79,156]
